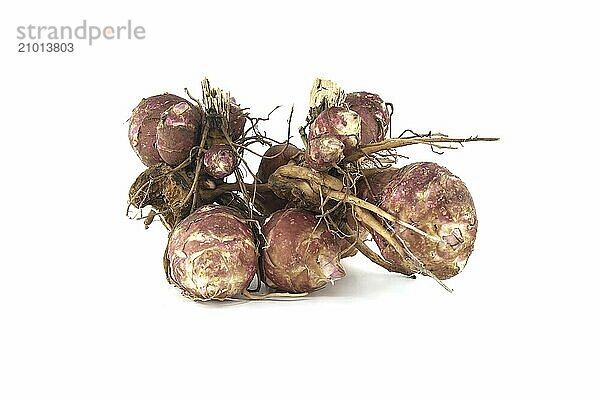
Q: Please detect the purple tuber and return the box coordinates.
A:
[345,92,390,145]
[262,208,345,293]
[156,101,202,166]
[128,94,186,166]
[166,205,258,300]
[371,162,478,279]
[306,106,361,171]
[202,144,237,179]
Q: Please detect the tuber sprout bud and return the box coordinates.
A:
[262,208,346,293]
[166,205,258,300]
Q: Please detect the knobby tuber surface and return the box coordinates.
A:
[263,208,345,293]
[126,77,498,300]
[129,94,191,166]
[166,205,258,300]
[306,106,361,171]
[156,101,203,166]
[203,144,237,179]
[345,91,390,145]
[375,162,478,279]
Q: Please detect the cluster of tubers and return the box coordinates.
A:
[127,78,497,301]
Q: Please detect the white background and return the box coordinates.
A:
[2,1,599,399]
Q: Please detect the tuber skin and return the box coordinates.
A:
[166,205,258,300]
[345,92,390,145]
[156,101,203,166]
[306,106,361,171]
[262,208,345,293]
[202,144,237,179]
[255,144,302,214]
[228,99,247,141]
[374,162,478,279]
[356,168,400,205]
[129,94,186,167]
[256,144,303,183]
[306,137,345,172]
